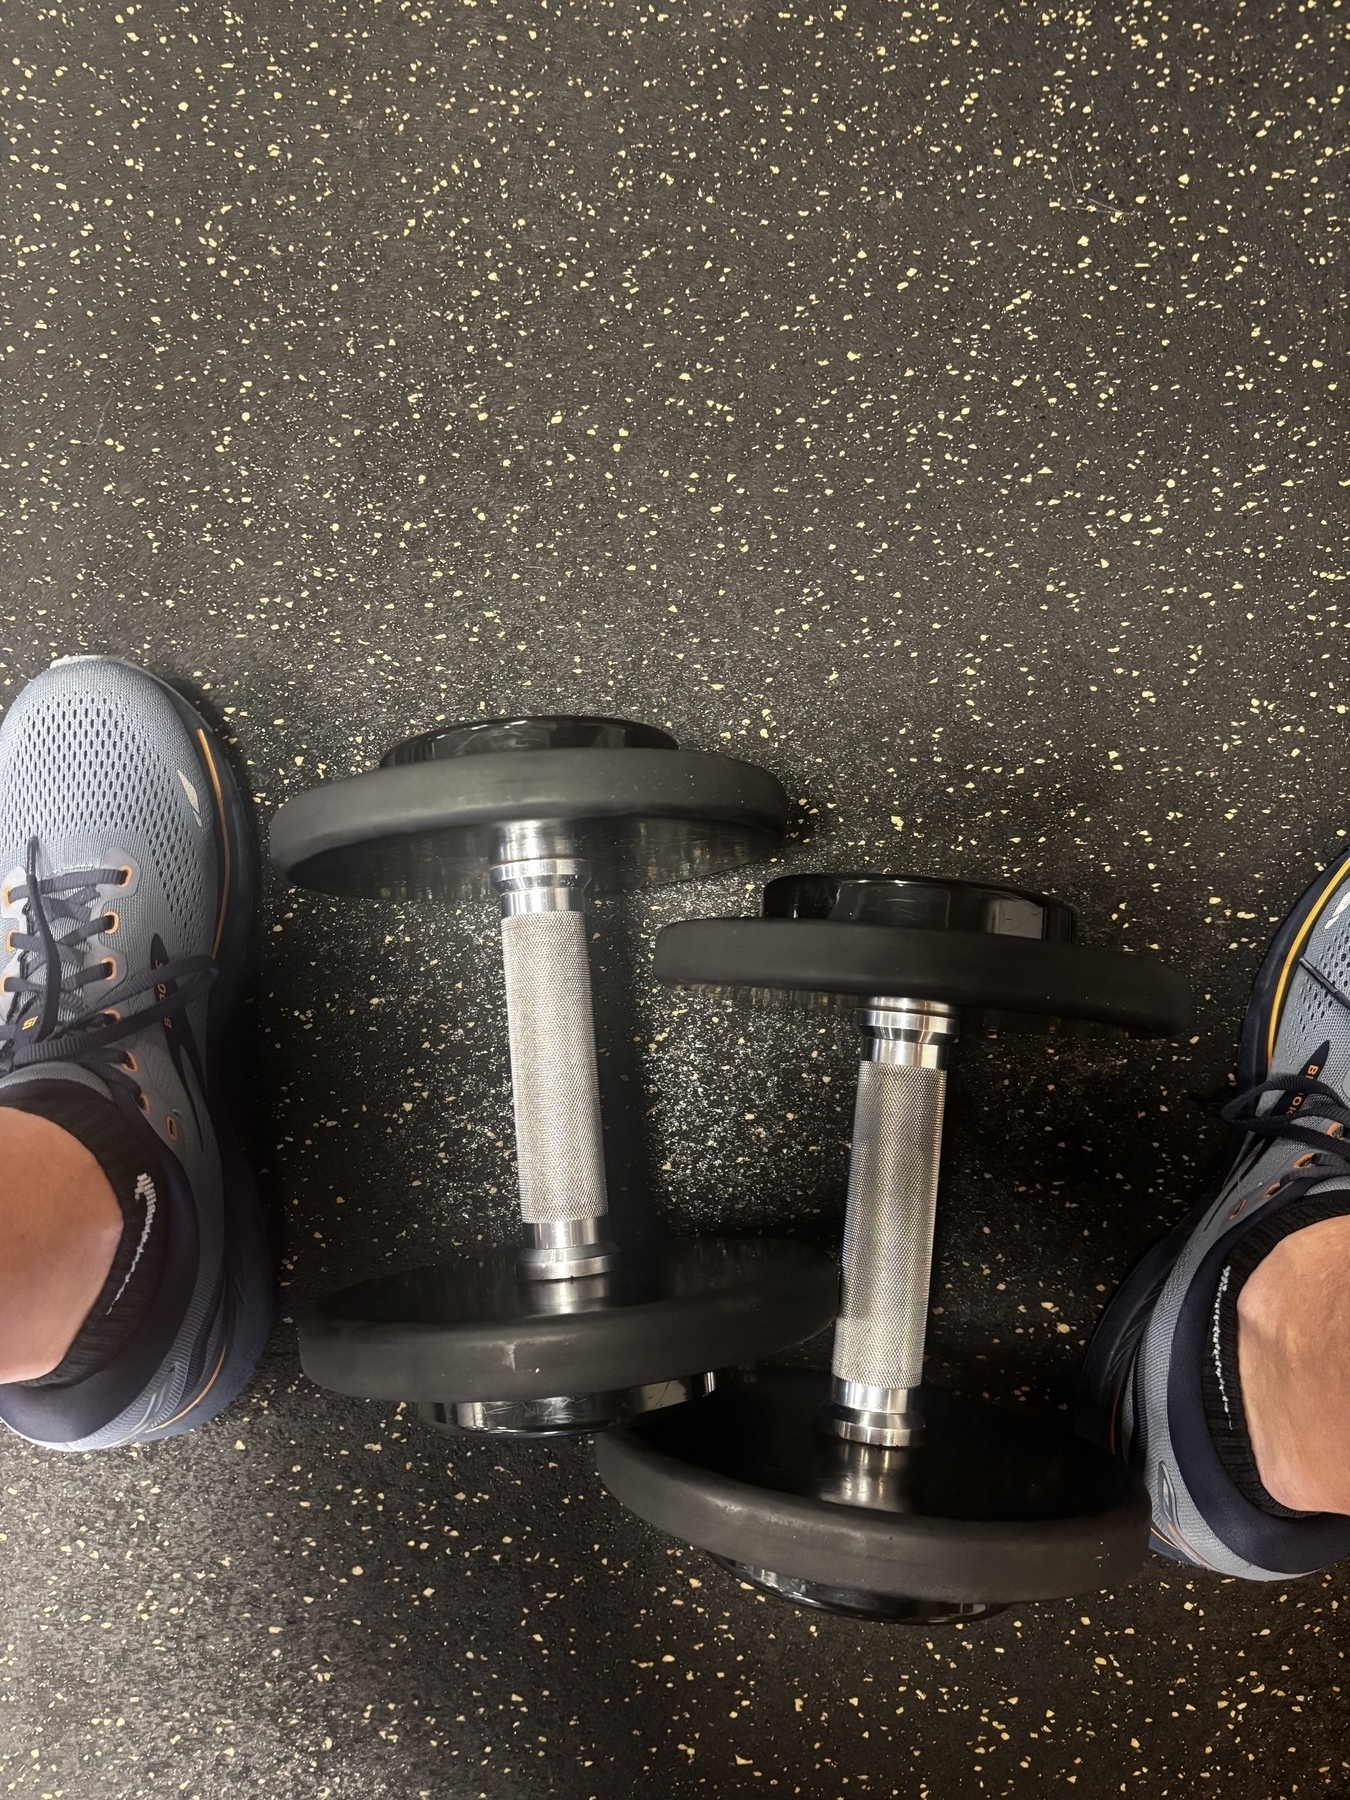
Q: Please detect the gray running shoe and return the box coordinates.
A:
[1078,849,1350,1579]
[0,657,271,1449]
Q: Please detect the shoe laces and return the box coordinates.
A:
[1214,957,1350,1204]
[0,835,216,1084]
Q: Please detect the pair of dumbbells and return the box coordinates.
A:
[272,714,1188,1620]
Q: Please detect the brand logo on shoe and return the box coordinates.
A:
[1324,886,1350,931]
[1271,1041,1330,1118]
[177,770,205,828]
[108,1173,158,1311]
[1211,1265,1235,1421]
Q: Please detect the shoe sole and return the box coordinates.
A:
[1076,845,1350,1460]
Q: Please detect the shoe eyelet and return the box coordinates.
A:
[1262,1181,1284,1199]
[3,928,16,954]
[165,1115,179,1141]
[99,956,119,982]
[103,911,120,936]
[1293,1153,1318,1170]
[122,1051,139,1074]
[1328,1121,1345,1139]
[115,866,133,887]
[137,1092,150,1114]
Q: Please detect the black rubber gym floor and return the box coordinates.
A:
[1,2,1345,1794]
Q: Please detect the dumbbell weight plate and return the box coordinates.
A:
[596,1367,1149,1615]
[654,873,1189,1035]
[608,872,1177,1610]
[299,1237,838,1413]
[269,714,789,902]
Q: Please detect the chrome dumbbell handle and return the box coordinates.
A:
[491,823,617,1280]
[824,999,959,1447]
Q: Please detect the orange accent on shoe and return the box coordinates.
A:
[159,1340,229,1430]
[196,728,231,960]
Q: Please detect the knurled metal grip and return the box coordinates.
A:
[491,824,617,1280]
[824,1000,959,1447]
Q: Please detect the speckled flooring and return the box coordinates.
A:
[1,1,1347,1795]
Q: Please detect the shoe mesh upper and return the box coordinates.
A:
[0,662,208,940]
[1263,919,1350,1117]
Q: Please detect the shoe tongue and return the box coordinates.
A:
[51,910,108,1034]
[0,1060,113,1105]
[7,867,108,1034]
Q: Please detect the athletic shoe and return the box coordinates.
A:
[0,657,271,1449]
[1077,848,1350,1579]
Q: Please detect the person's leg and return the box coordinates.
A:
[1239,1214,1350,1514]
[1078,845,1350,1581]
[0,1110,121,1382]
[0,657,272,1450]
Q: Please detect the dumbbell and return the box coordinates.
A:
[597,872,1189,1619]
[268,716,838,1439]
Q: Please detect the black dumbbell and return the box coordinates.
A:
[597,872,1189,1618]
[269,717,838,1439]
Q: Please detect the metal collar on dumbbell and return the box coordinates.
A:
[824,1382,927,1449]
[490,820,590,916]
[857,997,960,1067]
[518,1217,618,1280]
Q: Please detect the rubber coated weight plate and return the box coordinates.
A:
[596,1367,1150,1607]
[298,1239,838,1403]
[705,1562,1000,1624]
[763,871,1077,942]
[654,918,1188,1035]
[269,714,788,900]
[385,715,678,759]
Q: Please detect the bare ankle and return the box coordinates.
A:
[1238,1214,1350,1514]
[0,1109,122,1381]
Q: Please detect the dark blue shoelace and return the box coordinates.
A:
[1216,981,1350,1205]
[0,836,215,1079]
